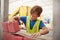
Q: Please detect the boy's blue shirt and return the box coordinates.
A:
[20,16,45,29]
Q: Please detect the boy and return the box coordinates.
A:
[9,5,49,37]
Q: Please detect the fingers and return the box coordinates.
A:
[31,33,36,38]
[14,16,20,22]
[31,32,41,38]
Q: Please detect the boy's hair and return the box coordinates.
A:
[30,5,43,16]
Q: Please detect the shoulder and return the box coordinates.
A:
[40,20,44,24]
[20,16,26,18]
[37,19,42,23]
[20,16,27,20]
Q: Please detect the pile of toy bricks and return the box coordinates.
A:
[2,21,33,40]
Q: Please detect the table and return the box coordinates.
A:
[13,29,52,40]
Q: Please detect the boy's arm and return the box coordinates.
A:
[39,21,49,35]
[32,26,49,37]
[40,26,49,35]
[9,16,20,22]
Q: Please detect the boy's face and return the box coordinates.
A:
[31,12,39,20]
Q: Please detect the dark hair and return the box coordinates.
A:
[30,5,43,16]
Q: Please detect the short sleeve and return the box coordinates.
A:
[39,21,45,29]
[20,16,26,25]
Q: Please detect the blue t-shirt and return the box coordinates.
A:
[20,16,45,29]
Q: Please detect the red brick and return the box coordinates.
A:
[10,34,23,40]
[3,32,11,40]
[8,21,20,33]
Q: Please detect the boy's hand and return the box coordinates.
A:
[9,16,19,22]
[31,32,42,38]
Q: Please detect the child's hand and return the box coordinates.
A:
[9,16,19,22]
[31,32,42,38]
